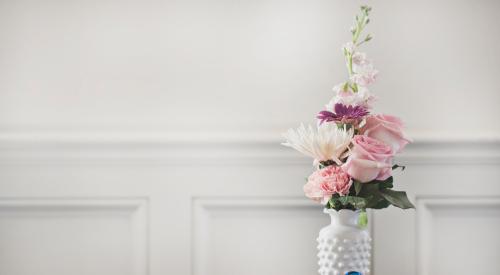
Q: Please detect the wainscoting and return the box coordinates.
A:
[1,0,499,273]
[0,198,148,275]
[0,135,498,275]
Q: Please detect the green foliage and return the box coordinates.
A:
[358,210,368,228]
[319,160,337,169]
[354,180,363,195]
[375,177,394,189]
[339,196,367,209]
[326,176,415,211]
[327,194,366,211]
[392,164,406,171]
[352,6,373,46]
[379,189,415,209]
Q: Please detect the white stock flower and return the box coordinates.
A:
[282,123,354,164]
[351,52,378,86]
[327,85,375,110]
[351,64,378,86]
[352,52,370,67]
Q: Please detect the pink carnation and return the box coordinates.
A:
[304,166,352,204]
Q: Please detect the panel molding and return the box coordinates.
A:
[191,197,374,275]
[0,197,150,275]
[0,132,499,164]
[416,196,500,275]
[192,198,323,275]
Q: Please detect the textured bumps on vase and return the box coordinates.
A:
[316,235,371,275]
[317,209,371,275]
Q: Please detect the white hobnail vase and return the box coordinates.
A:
[317,209,371,275]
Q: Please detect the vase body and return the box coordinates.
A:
[317,209,371,275]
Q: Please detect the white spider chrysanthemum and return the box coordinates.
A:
[282,123,354,164]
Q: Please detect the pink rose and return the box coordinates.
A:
[342,135,393,183]
[362,114,412,153]
[304,166,352,204]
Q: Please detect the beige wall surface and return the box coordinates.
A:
[1,0,499,140]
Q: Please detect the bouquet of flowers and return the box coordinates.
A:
[282,6,414,215]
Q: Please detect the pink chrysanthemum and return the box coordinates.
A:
[317,103,369,125]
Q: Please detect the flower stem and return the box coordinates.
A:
[347,52,354,76]
[344,6,371,92]
[353,6,371,44]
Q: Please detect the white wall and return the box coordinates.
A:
[1,0,499,138]
[0,0,499,274]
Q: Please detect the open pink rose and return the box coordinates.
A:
[304,166,352,204]
[362,114,412,153]
[342,135,393,183]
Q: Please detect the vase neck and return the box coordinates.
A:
[325,209,360,227]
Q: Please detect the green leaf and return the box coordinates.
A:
[319,160,336,168]
[392,164,406,171]
[361,192,388,209]
[377,177,394,189]
[342,82,349,91]
[328,196,342,210]
[358,210,368,228]
[339,196,367,209]
[360,177,393,190]
[354,181,363,195]
[369,197,391,209]
[357,182,380,198]
[379,189,415,209]
[354,181,390,209]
